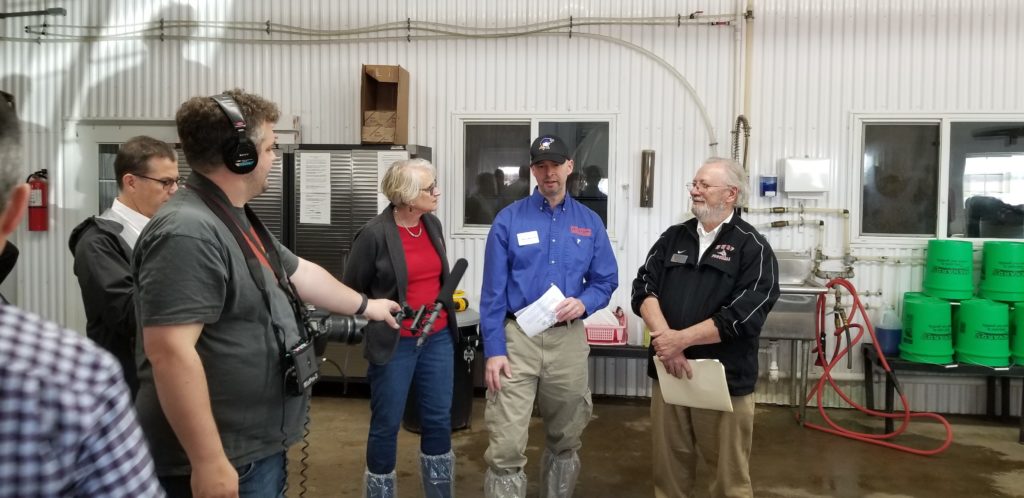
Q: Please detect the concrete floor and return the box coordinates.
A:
[286,393,1024,498]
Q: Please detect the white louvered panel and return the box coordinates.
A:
[589,357,652,398]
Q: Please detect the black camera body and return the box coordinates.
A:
[282,311,372,396]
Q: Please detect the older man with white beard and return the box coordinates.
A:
[631,157,780,498]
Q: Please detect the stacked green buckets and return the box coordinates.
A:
[902,239,1024,366]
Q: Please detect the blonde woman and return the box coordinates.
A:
[343,158,458,498]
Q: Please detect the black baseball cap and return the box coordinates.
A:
[530,135,571,165]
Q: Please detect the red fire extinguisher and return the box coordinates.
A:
[27,169,47,231]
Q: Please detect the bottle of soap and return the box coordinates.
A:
[875,305,902,357]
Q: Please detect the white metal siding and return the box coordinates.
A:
[3,0,1022,413]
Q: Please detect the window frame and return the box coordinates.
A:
[451,113,617,238]
[850,112,1024,248]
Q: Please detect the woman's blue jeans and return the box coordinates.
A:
[366,329,454,474]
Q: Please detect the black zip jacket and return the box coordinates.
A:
[68,216,138,396]
[342,205,459,365]
[631,214,780,396]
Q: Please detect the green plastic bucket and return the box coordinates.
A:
[1012,304,1024,365]
[955,298,1010,367]
[979,241,1024,302]
[923,240,974,300]
[901,293,954,364]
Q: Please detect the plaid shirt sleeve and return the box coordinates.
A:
[0,305,164,497]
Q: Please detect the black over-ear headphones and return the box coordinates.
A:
[211,94,259,174]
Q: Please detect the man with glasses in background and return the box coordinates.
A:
[70,135,181,397]
[632,157,780,498]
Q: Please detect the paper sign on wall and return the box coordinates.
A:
[299,152,332,224]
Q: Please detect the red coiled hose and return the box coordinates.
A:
[798,278,953,455]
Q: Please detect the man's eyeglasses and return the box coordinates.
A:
[134,173,184,190]
[686,182,731,192]
[420,182,440,195]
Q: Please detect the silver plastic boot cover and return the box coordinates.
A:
[420,450,455,498]
[363,469,396,498]
[540,449,581,498]
[484,468,527,498]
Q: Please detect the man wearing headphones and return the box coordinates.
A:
[133,88,400,497]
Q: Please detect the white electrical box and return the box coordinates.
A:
[782,158,831,194]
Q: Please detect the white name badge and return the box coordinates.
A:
[516,230,540,246]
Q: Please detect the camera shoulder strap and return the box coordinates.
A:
[245,204,309,331]
[188,184,308,342]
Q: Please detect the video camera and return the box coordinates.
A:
[305,305,420,354]
[306,309,371,352]
[285,309,388,396]
[286,258,468,395]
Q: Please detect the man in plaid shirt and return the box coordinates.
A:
[0,92,163,497]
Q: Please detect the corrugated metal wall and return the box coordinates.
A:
[748,0,1023,414]
[2,0,1022,414]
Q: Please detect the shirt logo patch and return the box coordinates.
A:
[570,225,592,237]
[711,243,735,262]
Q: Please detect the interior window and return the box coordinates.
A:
[860,123,939,236]
[948,122,1024,239]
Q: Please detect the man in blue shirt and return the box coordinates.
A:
[480,134,618,498]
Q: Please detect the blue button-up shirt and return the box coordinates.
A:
[480,189,618,357]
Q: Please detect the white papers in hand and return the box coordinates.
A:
[513,285,566,337]
[653,357,733,412]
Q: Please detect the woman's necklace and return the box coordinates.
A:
[395,208,423,237]
[403,222,423,238]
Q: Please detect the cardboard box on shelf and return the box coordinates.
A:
[361,64,408,144]
[361,126,397,144]
[363,110,397,128]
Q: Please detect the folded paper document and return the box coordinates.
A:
[654,357,733,412]
[514,284,566,337]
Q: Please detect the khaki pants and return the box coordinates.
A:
[651,383,755,498]
[484,320,593,472]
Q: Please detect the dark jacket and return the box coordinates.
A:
[0,242,18,304]
[68,216,138,395]
[631,214,780,396]
[342,205,459,364]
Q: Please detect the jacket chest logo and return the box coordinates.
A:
[711,243,735,262]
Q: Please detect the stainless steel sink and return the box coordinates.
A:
[762,280,827,341]
[762,276,827,415]
[776,250,815,285]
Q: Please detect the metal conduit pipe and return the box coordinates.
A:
[745,207,854,275]
[731,115,751,171]
[11,14,733,152]
[15,14,739,40]
[850,255,926,265]
[745,206,848,215]
[752,218,827,268]
[731,0,746,152]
